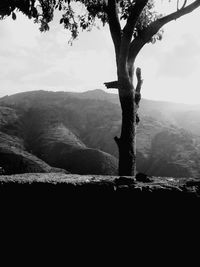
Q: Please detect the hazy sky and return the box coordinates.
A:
[0,1,200,104]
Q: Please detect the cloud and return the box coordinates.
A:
[19,49,115,89]
[157,34,200,78]
[1,6,200,104]
[0,13,116,97]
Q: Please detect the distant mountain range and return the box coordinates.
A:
[1,89,200,178]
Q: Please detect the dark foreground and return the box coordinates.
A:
[1,173,200,261]
[1,173,200,213]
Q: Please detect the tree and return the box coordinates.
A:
[1,0,200,176]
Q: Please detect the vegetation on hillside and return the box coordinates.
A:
[1,90,200,178]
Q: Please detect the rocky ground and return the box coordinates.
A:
[1,173,200,199]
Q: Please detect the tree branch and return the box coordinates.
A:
[158,0,200,28]
[122,0,148,44]
[128,36,145,67]
[118,0,148,74]
[135,67,143,125]
[128,0,200,63]
[106,0,121,63]
[145,0,200,42]
[135,68,143,95]
[177,0,187,11]
[104,81,119,89]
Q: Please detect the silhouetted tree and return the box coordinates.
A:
[1,0,200,176]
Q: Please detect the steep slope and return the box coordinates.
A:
[145,129,200,178]
[173,110,200,135]
[0,107,62,174]
[0,101,118,175]
[0,132,66,174]
[0,106,23,138]
[22,113,118,175]
[47,145,118,175]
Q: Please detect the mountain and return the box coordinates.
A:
[0,94,118,175]
[145,129,200,178]
[0,131,67,174]
[1,89,200,178]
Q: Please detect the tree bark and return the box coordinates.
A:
[115,80,136,176]
[104,68,141,177]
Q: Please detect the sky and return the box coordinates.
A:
[0,1,200,104]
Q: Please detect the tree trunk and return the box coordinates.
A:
[116,85,136,176]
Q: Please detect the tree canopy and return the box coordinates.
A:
[0,1,197,42]
[0,1,199,57]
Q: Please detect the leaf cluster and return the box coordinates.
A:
[0,0,164,43]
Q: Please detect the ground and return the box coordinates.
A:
[1,173,199,257]
[1,173,200,197]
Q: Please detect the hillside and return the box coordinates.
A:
[1,89,200,178]
[0,92,118,175]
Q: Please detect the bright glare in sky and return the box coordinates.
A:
[0,1,200,104]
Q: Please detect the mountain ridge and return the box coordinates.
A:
[3,88,200,108]
[1,89,200,178]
